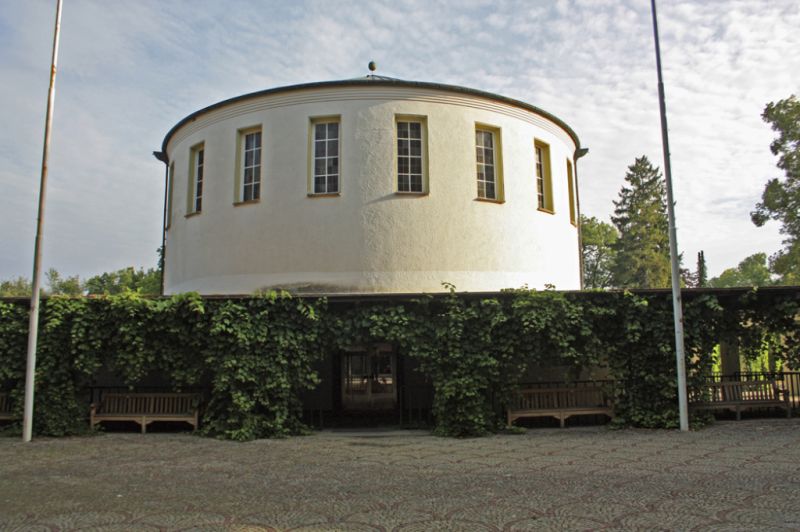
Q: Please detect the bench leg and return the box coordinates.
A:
[141,417,147,434]
[559,415,565,428]
[736,407,741,421]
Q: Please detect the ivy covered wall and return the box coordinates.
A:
[0,288,797,439]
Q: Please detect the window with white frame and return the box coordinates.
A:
[476,129,497,200]
[189,144,204,213]
[535,140,553,212]
[567,159,576,225]
[166,162,174,229]
[397,120,424,193]
[312,120,339,194]
[242,130,261,202]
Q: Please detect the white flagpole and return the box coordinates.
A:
[23,0,64,442]
[651,0,689,431]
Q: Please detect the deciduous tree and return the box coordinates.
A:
[751,95,800,285]
[0,277,31,297]
[46,268,83,296]
[708,253,774,288]
[580,215,618,289]
[84,267,160,295]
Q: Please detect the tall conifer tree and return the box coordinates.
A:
[696,250,707,287]
[611,156,671,288]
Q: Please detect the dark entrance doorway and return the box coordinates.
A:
[300,345,432,428]
[341,345,397,411]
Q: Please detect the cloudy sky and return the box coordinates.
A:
[1,0,798,282]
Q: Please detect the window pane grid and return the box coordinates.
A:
[397,121,423,192]
[167,163,174,228]
[476,129,496,199]
[243,131,261,201]
[313,121,339,194]
[194,148,204,212]
[535,146,545,208]
[567,160,576,223]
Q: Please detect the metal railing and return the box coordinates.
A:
[398,384,434,426]
[701,372,800,411]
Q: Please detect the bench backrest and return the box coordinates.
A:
[692,380,781,403]
[514,387,609,410]
[97,393,200,415]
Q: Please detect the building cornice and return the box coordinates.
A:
[160,78,581,154]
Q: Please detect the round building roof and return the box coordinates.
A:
[160,75,581,155]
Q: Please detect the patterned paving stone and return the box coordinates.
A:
[1,419,799,530]
[613,510,718,530]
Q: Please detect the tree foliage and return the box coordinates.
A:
[2,288,797,438]
[682,251,708,289]
[202,293,324,440]
[84,267,160,295]
[0,277,31,297]
[752,95,800,285]
[611,156,672,288]
[696,251,708,288]
[0,271,83,297]
[1,260,161,298]
[708,253,774,288]
[580,215,618,289]
[46,268,83,296]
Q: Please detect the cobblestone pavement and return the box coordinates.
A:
[1,419,799,531]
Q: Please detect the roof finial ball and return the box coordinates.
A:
[368,61,377,73]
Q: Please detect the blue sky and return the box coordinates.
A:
[1,0,798,282]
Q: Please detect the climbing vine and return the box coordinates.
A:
[0,287,796,438]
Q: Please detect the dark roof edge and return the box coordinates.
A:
[160,78,581,155]
[3,286,798,305]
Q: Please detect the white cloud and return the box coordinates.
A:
[1,0,797,281]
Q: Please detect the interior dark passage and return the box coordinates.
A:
[301,345,433,428]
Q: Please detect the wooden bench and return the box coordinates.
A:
[690,380,791,420]
[508,385,613,428]
[0,392,14,422]
[90,392,201,433]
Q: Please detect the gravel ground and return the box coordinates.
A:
[1,419,799,531]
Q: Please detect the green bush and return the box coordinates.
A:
[0,287,796,438]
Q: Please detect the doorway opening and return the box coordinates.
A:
[341,345,397,411]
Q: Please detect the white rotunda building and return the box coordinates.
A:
[157,75,586,295]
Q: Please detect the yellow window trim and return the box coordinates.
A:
[394,190,429,196]
[534,139,553,212]
[474,197,505,205]
[187,141,204,215]
[567,159,576,226]
[394,114,429,194]
[234,125,262,203]
[166,162,175,230]
[307,115,342,195]
[232,199,260,207]
[475,122,504,202]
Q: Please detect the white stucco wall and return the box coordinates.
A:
[162,83,581,295]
